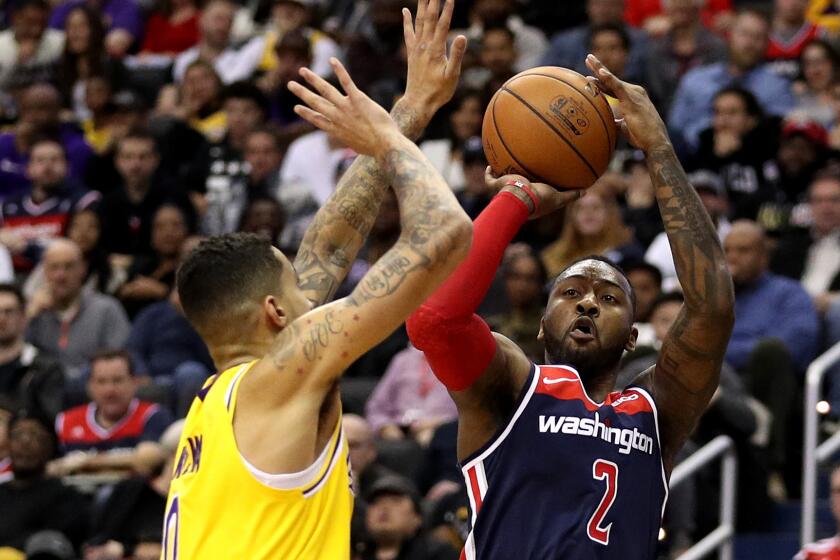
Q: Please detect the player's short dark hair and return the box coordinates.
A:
[222,81,269,117]
[177,233,284,334]
[649,291,684,317]
[588,22,631,51]
[555,254,636,311]
[90,349,135,376]
[623,261,663,289]
[0,283,25,310]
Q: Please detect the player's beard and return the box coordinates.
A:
[543,329,626,382]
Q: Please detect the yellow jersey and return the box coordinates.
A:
[163,361,353,560]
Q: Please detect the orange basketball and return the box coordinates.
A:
[482,66,617,190]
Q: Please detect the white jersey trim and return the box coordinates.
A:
[239,425,336,491]
[461,365,540,472]
[627,385,670,519]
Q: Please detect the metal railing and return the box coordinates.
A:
[671,435,737,560]
[801,341,840,546]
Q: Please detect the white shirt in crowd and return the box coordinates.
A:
[173,36,266,83]
[802,230,840,297]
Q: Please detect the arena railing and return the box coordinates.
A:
[801,341,840,546]
[671,435,737,560]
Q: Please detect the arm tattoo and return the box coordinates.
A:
[294,102,427,307]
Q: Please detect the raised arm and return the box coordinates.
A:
[292,0,467,306]
[586,55,735,473]
[267,59,472,390]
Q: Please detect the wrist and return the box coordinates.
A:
[500,180,538,215]
[642,139,673,156]
[392,97,433,140]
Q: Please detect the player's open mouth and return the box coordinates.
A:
[569,317,597,342]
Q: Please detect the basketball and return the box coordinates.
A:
[482,66,618,190]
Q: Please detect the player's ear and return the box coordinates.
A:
[537,317,545,341]
[263,296,288,330]
[625,326,638,352]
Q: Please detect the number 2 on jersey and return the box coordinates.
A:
[587,459,618,545]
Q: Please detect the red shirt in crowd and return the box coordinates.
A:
[624,0,732,28]
[141,12,200,54]
[796,537,840,559]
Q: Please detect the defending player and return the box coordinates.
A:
[405,55,736,559]
[162,2,473,558]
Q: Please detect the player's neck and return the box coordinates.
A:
[211,342,269,372]
[578,369,619,403]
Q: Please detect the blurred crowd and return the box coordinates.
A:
[1,0,840,558]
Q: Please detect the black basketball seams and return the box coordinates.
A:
[489,95,555,186]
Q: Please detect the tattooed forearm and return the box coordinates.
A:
[647,145,733,315]
[293,102,430,307]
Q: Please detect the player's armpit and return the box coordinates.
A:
[447,333,531,462]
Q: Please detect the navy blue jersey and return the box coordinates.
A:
[460,364,668,560]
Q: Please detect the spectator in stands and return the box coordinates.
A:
[79,76,115,154]
[668,10,795,151]
[118,204,189,317]
[189,81,268,236]
[771,120,831,209]
[365,346,457,447]
[623,261,663,347]
[49,0,142,59]
[618,151,662,248]
[588,23,634,82]
[98,129,193,257]
[83,420,181,559]
[724,220,819,486]
[624,0,732,32]
[541,189,643,277]
[542,0,649,84]
[768,0,825,81]
[0,83,93,199]
[358,476,459,560]
[772,172,840,314]
[792,40,839,129]
[0,138,99,273]
[238,196,286,245]
[127,287,212,417]
[0,284,64,422]
[26,239,131,392]
[172,0,265,84]
[455,0,547,71]
[689,86,782,222]
[455,137,493,218]
[0,410,89,551]
[420,89,485,194]
[156,59,226,141]
[644,0,727,113]
[646,169,730,291]
[256,30,312,139]
[344,0,408,98]
[244,126,283,193]
[0,0,65,92]
[259,0,341,78]
[52,350,172,476]
[140,0,201,56]
[462,26,517,98]
[487,247,548,362]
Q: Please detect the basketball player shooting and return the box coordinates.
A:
[406,54,736,560]
[162,2,473,558]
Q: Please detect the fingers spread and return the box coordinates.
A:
[299,67,345,105]
[294,105,333,131]
[288,81,336,116]
[402,8,415,50]
[424,0,440,42]
[446,35,468,79]
[330,58,359,98]
[434,0,454,46]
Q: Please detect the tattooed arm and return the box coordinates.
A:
[586,56,734,474]
[293,0,467,306]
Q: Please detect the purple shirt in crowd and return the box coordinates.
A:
[365,345,458,433]
[49,0,143,40]
[0,126,93,201]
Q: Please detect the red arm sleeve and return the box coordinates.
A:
[406,191,530,391]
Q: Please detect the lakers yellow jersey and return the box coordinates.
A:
[163,361,353,560]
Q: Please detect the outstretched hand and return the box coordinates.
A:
[485,168,582,220]
[288,58,403,159]
[584,54,670,153]
[401,0,468,115]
